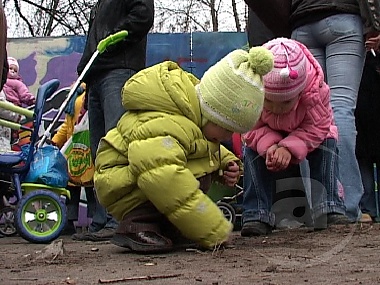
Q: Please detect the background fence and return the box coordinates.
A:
[7,32,248,95]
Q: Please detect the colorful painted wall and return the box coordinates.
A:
[7,32,249,95]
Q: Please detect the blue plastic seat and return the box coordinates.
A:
[0,150,25,166]
[0,79,60,174]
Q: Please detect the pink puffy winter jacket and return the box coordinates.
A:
[3,75,35,107]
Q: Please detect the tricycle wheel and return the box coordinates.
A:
[15,189,66,243]
[217,201,236,225]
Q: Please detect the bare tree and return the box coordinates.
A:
[199,0,220,31]
[4,0,94,37]
[3,0,247,37]
[154,0,246,33]
[154,0,209,32]
[231,0,241,31]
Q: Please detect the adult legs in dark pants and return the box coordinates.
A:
[358,157,380,220]
[72,69,136,241]
[63,186,96,235]
[355,53,380,222]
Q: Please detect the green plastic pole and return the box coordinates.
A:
[39,30,128,147]
[0,101,34,118]
[0,118,21,130]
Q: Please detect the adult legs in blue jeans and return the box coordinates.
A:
[292,14,366,221]
[241,139,348,236]
[73,69,136,241]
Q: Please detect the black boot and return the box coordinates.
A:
[111,203,173,253]
[61,220,76,236]
[314,213,351,230]
[241,221,272,236]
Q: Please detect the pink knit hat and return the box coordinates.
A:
[263,38,307,102]
[7,57,19,71]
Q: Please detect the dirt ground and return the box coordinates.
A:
[1,223,380,285]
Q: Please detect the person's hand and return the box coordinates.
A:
[365,32,380,52]
[265,144,278,169]
[268,146,291,172]
[223,161,240,187]
[18,115,26,123]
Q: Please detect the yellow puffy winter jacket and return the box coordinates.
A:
[94,61,242,248]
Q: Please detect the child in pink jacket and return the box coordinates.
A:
[241,38,349,236]
[3,57,35,107]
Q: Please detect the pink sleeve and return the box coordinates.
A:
[244,121,283,156]
[278,90,333,162]
[16,81,35,105]
[231,133,243,159]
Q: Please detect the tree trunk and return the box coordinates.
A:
[231,0,240,32]
[43,0,60,36]
[210,0,218,31]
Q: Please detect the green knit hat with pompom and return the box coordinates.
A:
[196,46,273,133]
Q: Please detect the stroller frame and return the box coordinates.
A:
[0,79,71,243]
[0,31,128,242]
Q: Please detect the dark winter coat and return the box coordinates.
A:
[246,8,277,47]
[290,0,361,30]
[0,7,8,90]
[244,0,291,39]
[355,54,380,161]
[77,0,154,83]
[245,0,374,39]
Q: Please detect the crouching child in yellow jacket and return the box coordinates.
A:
[94,47,274,253]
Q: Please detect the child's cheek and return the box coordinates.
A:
[8,71,17,79]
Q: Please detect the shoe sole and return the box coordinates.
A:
[111,234,173,253]
[71,233,91,241]
[86,235,113,242]
[71,232,114,242]
[241,228,271,237]
[71,233,107,242]
[314,214,352,230]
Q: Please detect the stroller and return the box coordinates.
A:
[211,133,244,228]
[216,181,243,229]
[0,30,129,243]
[0,79,70,243]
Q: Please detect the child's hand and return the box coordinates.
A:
[223,161,240,187]
[268,146,291,172]
[18,115,26,123]
[265,144,278,169]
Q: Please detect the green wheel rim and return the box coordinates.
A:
[20,194,63,237]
